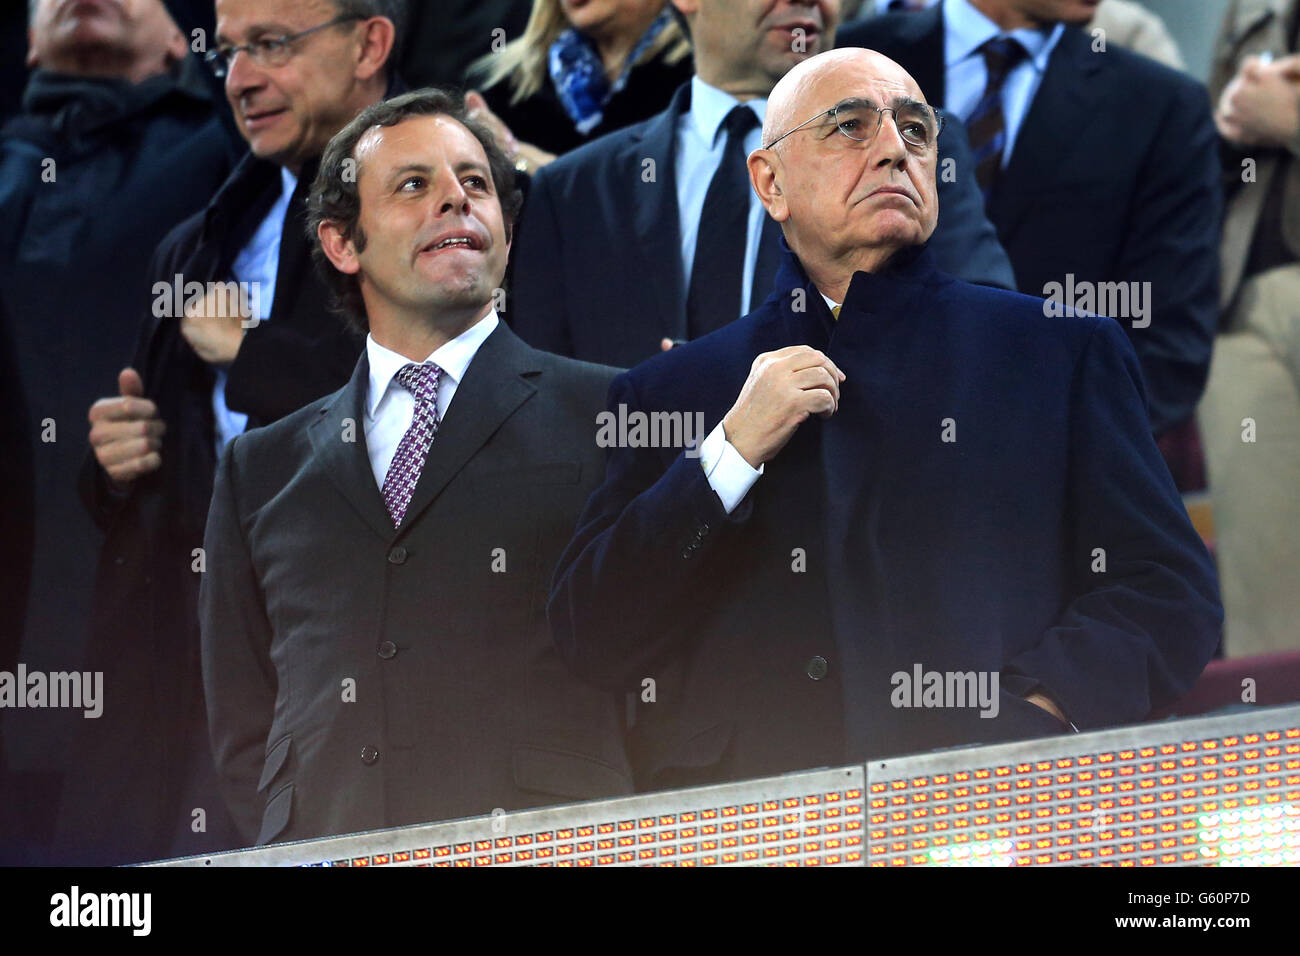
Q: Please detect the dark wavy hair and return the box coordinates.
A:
[306,86,523,332]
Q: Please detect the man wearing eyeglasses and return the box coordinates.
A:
[838,0,1223,464]
[79,0,406,864]
[507,0,1014,370]
[550,48,1221,792]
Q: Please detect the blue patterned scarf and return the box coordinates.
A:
[548,7,672,134]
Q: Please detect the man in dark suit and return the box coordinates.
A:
[549,48,1221,794]
[200,89,632,847]
[837,0,1223,439]
[509,0,1015,369]
[76,0,402,864]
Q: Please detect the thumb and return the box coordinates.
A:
[118,367,144,398]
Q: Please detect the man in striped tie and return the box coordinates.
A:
[197,88,634,849]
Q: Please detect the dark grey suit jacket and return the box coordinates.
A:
[200,322,633,846]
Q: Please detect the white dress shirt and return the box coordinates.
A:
[698,292,842,514]
[674,76,769,318]
[943,0,1064,168]
[363,312,499,488]
[213,166,297,453]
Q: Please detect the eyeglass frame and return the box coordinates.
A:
[762,96,946,151]
[203,13,365,79]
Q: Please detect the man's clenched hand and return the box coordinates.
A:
[721,345,845,468]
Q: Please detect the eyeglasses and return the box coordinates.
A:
[203,14,364,79]
[763,97,945,151]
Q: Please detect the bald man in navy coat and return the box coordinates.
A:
[549,49,1221,792]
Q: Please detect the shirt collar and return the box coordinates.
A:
[944,0,1064,73]
[689,75,766,147]
[365,311,499,418]
[279,166,298,201]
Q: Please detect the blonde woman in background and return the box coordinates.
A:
[465,0,692,171]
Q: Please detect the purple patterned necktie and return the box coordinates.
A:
[382,362,443,527]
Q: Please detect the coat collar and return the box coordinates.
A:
[772,238,950,343]
[308,321,542,542]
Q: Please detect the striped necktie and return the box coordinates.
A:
[967,36,1027,199]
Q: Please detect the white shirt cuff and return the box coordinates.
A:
[698,421,763,514]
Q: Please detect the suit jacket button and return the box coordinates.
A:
[361,745,380,765]
[806,656,829,681]
[377,640,397,660]
[388,546,407,565]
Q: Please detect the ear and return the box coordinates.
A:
[26,30,38,70]
[317,220,363,277]
[355,16,396,83]
[747,148,789,223]
[166,23,190,64]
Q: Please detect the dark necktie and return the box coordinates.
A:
[967,36,1027,199]
[686,105,759,338]
[382,362,442,527]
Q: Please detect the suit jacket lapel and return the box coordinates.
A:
[987,27,1102,239]
[394,323,540,535]
[912,3,947,107]
[631,82,690,342]
[309,352,395,542]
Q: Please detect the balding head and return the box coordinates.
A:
[748,48,942,300]
[764,48,925,146]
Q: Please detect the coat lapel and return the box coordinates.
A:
[630,82,691,342]
[308,352,395,542]
[394,322,540,536]
[987,27,1103,240]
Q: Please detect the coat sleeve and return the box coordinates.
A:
[1004,317,1223,730]
[507,164,576,356]
[199,436,278,845]
[78,230,181,529]
[930,115,1018,291]
[548,372,747,689]
[1113,76,1222,434]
